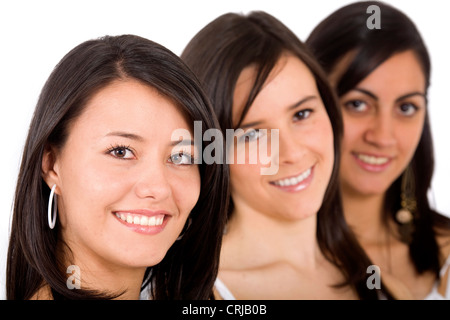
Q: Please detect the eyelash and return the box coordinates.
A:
[236,108,313,143]
[398,102,419,116]
[344,100,420,117]
[107,145,196,165]
[169,151,196,165]
[237,129,265,143]
[344,100,368,113]
[107,144,135,159]
[293,108,313,121]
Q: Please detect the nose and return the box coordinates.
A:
[364,112,397,148]
[273,129,306,166]
[134,162,172,201]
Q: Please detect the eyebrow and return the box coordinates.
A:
[106,131,145,141]
[106,131,195,146]
[353,88,426,103]
[239,95,318,129]
[170,139,195,146]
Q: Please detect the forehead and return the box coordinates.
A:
[356,50,426,94]
[232,54,318,125]
[67,80,192,140]
[332,50,426,96]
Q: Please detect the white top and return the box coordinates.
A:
[215,254,450,300]
[424,253,450,300]
[214,278,236,300]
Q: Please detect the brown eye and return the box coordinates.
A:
[398,103,418,116]
[113,147,127,158]
[344,100,368,112]
[108,146,134,159]
[293,109,312,121]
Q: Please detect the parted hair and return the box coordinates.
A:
[306,1,450,278]
[181,10,393,299]
[7,34,229,300]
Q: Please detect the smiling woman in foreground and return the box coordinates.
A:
[6,34,229,300]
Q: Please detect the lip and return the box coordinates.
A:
[269,165,314,193]
[112,209,172,235]
[352,152,393,173]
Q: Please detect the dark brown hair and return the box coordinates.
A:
[181,10,391,299]
[306,1,450,277]
[7,34,229,300]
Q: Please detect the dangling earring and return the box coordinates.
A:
[177,217,192,241]
[48,184,58,229]
[395,165,416,243]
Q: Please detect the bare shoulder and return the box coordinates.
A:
[29,285,53,300]
[436,231,450,260]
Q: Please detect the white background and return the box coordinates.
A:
[1,0,448,299]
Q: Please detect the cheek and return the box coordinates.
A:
[57,156,134,225]
[229,139,263,179]
[229,140,260,165]
[229,162,262,200]
[230,161,260,183]
[308,115,335,167]
[171,168,201,214]
[341,116,364,153]
[396,121,424,163]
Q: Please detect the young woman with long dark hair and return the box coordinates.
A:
[181,11,393,299]
[306,1,450,299]
[7,34,229,300]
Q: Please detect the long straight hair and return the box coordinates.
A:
[7,34,229,300]
[306,1,450,277]
[181,11,392,299]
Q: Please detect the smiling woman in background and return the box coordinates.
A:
[306,1,450,299]
[182,11,395,299]
[6,34,228,300]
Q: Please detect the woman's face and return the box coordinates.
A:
[44,79,200,269]
[335,50,426,196]
[229,54,334,221]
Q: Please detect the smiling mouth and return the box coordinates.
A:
[270,167,312,187]
[355,153,390,165]
[115,212,165,227]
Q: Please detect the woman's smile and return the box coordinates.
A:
[269,165,314,192]
[53,79,200,267]
[230,54,334,221]
[113,209,172,235]
[351,152,393,173]
[338,50,426,196]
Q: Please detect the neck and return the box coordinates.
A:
[341,185,387,245]
[221,200,322,270]
[59,242,146,300]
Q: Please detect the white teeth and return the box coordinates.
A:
[273,168,312,187]
[115,212,165,227]
[357,154,389,165]
[127,215,133,224]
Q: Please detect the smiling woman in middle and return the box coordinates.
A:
[181,11,389,299]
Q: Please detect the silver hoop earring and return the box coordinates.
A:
[48,184,58,229]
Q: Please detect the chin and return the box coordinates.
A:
[109,238,175,268]
[282,201,322,221]
[119,251,169,268]
[345,180,390,197]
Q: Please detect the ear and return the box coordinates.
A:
[41,144,61,193]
